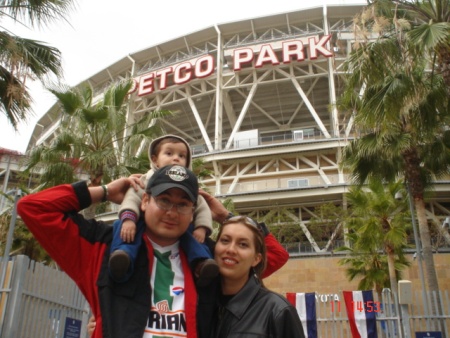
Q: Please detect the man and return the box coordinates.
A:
[17,164,200,338]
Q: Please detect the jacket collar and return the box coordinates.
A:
[224,275,261,320]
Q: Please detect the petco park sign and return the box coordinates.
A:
[131,35,332,97]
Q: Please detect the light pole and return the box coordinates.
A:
[404,184,430,327]
[0,189,22,293]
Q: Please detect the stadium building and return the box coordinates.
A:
[0,4,447,336]
[21,2,450,281]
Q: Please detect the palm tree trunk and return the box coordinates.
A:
[437,44,450,96]
[404,148,443,318]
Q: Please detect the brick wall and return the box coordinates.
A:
[264,253,450,296]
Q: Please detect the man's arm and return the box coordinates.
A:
[89,176,143,205]
[262,233,289,278]
[17,177,141,284]
[17,182,105,294]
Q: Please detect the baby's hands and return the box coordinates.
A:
[121,219,137,243]
[193,227,207,243]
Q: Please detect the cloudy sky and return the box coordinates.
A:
[0,0,365,153]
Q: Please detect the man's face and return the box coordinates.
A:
[141,188,193,246]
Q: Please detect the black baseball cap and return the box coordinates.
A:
[146,165,198,203]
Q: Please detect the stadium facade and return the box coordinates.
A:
[23,2,450,253]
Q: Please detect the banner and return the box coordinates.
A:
[286,292,317,338]
[343,290,378,338]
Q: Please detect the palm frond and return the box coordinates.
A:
[408,22,450,50]
[1,0,76,28]
[0,64,32,128]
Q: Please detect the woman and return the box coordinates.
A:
[207,216,305,338]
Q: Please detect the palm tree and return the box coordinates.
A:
[25,79,171,190]
[343,180,410,295]
[191,157,213,181]
[340,2,450,303]
[370,0,450,91]
[338,243,392,299]
[0,0,76,129]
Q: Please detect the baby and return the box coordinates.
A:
[109,135,218,286]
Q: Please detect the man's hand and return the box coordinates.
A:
[198,189,229,224]
[193,227,207,243]
[90,174,143,205]
[121,219,137,243]
[87,315,96,337]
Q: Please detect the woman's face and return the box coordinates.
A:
[214,222,262,283]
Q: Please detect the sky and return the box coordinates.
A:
[0,0,365,153]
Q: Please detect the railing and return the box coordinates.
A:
[192,130,348,156]
[310,288,450,338]
[283,240,346,255]
[0,255,89,338]
[218,174,347,195]
[283,241,450,256]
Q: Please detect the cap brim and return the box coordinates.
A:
[150,183,196,203]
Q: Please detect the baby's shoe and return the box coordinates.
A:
[109,250,130,281]
[195,258,219,287]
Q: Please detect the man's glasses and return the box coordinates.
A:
[153,196,194,215]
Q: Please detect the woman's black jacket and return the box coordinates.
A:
[197,275,305,338]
